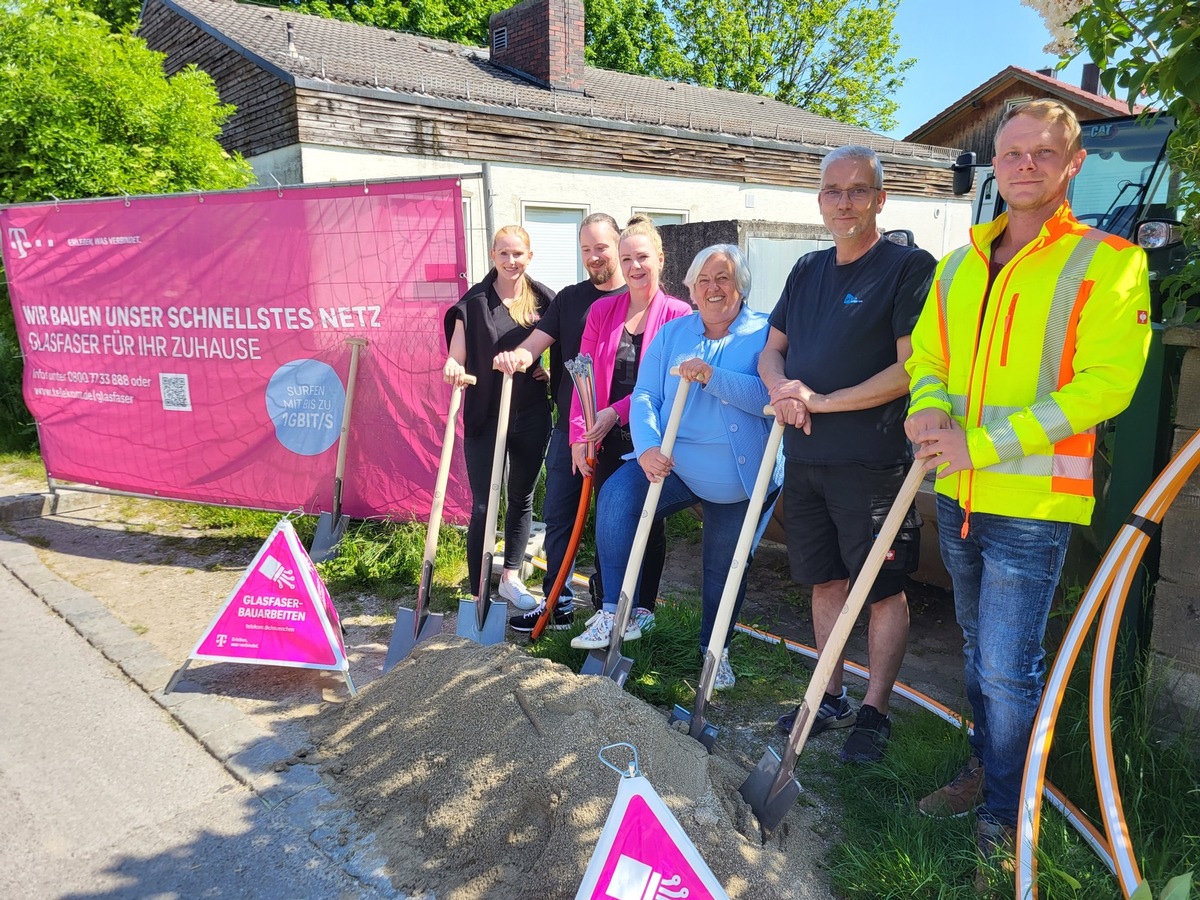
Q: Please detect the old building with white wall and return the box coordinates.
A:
[139,0,972,293]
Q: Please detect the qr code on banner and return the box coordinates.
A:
[159,373,192,411]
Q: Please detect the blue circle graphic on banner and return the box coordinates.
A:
[265,360,345,456]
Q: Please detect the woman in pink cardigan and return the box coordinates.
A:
[569,215,692,638]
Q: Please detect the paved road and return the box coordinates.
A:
[0,561,385,900]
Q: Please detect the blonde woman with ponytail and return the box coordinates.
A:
[443,225,556,612]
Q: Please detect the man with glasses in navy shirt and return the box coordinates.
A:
[759,145,936,764]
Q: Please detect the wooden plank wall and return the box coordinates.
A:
[920,83,1107,162]
[140,0,299,157]
[294,90,959,198]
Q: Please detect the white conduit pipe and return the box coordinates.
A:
[1091,550,1145,894]
[1016,526,1126,897]
[1017,426,1200,899]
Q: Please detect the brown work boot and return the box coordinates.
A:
[917,755,984,817]
[973,816,1016,894]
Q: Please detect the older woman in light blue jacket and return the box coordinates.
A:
[571,245,784,690]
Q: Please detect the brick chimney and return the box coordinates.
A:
[489,0,586,94]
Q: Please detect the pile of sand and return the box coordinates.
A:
[312,635,832,899]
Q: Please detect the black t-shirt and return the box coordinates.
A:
[768,239,936,465]
[485,285,549,417]
[610,328,643,406]
[538,280,626,431]
[444,272,554,436]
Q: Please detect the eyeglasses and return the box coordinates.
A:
[818,187,879,204]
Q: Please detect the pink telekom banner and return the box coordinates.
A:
[2,178,472,521]
[577,774,728,899]
[188,518,350,680]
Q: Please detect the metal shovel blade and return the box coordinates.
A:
[738,746,802,833]
[383,561,439,672]
[669,704,719,751]
[669,651,721,750]
[309,511,349,563]
[454,598,506,645]
[383,609,443,672]
[580,647,633,687]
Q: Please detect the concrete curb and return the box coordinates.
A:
[0,496,400,898]
[0,488,105,522]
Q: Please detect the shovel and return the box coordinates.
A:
[455,369,516,646]
[670,410,784,750]
[383,375,475,671]
[739,457,924,832]
[531,354,597,641]
[580,369,692,686]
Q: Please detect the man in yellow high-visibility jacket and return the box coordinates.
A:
[904,100,1151,888]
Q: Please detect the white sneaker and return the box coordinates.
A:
[571,611,641,649]
[572,610,614,649]
[632,608,656,634]
[588,608,653,633]
[713,648,736,691]
[498,579,538,611]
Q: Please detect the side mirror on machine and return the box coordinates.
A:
[1137,219,1185,250]
[883,229,917,248]
[952,151,977,196]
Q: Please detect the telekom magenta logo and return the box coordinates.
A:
[6,227,55,259]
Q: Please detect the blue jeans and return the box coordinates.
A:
[540,428,581,603]
[936,495,1071,827]
[596,462,779,650]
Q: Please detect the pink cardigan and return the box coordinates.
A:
[569,288,693,444]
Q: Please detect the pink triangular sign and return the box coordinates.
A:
[577,775,728,900]
[188,518,348,672]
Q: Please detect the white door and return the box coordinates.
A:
[522,207,584,291]
[746,237,833,315]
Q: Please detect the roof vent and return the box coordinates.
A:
[493,26,508,53]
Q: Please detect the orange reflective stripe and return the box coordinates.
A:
[1052,476,1094,497]
[1058,280,1094,389]
[936,278,951,364]
[935,248,969,368]
[1057,431,1094,457]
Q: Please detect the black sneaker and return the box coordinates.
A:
[774,688,857,736]
[509,602,573,633]
[839,704,891,764]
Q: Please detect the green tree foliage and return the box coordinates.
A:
[77,0,143,31]
[582,0,686,79]
[1025,0,1199,320]
[0,3,253,203]
[294,0,510,45]
[290,0,910,129]
[660,0,913,130]
[0,2,254,450]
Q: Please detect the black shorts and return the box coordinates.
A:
[782,460,921,604]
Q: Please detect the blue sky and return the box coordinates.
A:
[886,0,1086,140]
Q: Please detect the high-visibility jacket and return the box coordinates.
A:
[906,202,1151,527]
